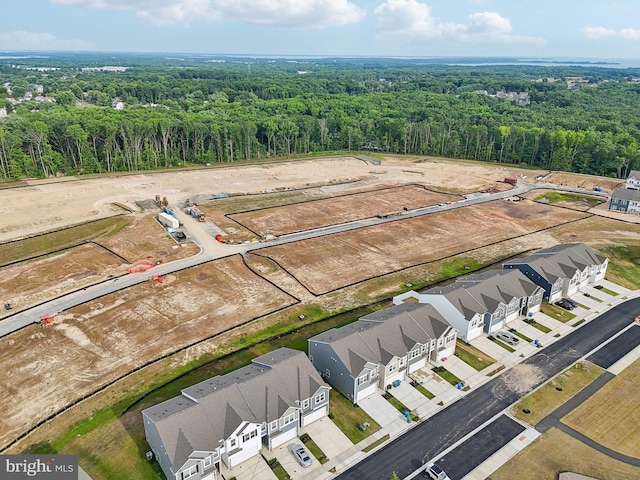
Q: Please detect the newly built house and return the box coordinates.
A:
[502,243,608,303]
[142,348,330,480]
[609,187,640,215]
[308,303,456,404]
[394,269,544,341]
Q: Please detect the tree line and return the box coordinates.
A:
[2,56,640,179]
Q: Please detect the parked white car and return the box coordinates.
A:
[425,463,451,480]
[495,331,520,346]
[290,443,312,467]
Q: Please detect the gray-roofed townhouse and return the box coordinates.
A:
[609,187,640,215]
[308,303,456,404]
[502,243,608,303]
[626,170,640,190]
[393,269,544,341]
[142,348,330,480]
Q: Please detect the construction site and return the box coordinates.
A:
[0,155,638,477]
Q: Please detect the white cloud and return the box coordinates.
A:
[584,25,640,41]
[0,31,91,50]
[52,0,365,28]
[374,0,541,44]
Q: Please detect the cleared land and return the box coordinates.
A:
[228,184,460,237]
[491,428,640,480]
[0,255,296,449]
[541,172,623,192]
[510,361,605,425]
[562,356,640,458]
[259,199,589,294]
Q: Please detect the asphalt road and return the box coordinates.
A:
[336,297,640,480]
[436,415,525,480]
[586,324,640,368]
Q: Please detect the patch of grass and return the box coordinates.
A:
[563,357,640,458]
[598,245,640,289]
[529,321,552,333]
[300,433,328,464]
[432,366,463,386]
[534,191,603,207]
[454,340,496,371]
[509,329,533,343]
[488,336,516,352]
[597,286,619,296]
[267,458,291,480]
[439,257,483,279]
[540,302,576,323]
[383,392,419,422]
[511,361,605,425]
[491,428,640,480]
[362,434,390,453]
[412,382,435,400]
[487,365,505,377]
[572,319,586,327]
[0,216,131,266]
[329,389,380,444]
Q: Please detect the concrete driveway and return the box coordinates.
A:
[358,392,410,437]
[302,416,353,460]
[268,440,323,480]
[218,454,278,480]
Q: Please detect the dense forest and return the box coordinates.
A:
[2,53,640,179]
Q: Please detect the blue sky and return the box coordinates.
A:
[2,0,640,58]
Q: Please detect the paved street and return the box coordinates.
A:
[586,324,640,368]
[336,297,640,480]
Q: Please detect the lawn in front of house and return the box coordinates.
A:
[540,302,576,323]
[328,389,380,444]
[510,361,605,426]
[454,340,496,370]
[432,366,463,386]
[383,392,419,422]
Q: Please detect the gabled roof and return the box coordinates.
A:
[310,303,451,376]
[628,170,640,181]
[611,187,640,201]
[142,348,327,470]
[503,243,607,283]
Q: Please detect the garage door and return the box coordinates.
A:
[228,444,260,468]
[408,358,426,374]
[355,384,378,403]
[270,427,298,449]
[302,406,327,427]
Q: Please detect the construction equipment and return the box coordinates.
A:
[186,206,206,222]
[126,260,155,273]
[151,274,164,284]
[38,314,55,326]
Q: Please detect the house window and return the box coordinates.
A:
[370,369,378,378]
[270,420,278,431]
[325,369,331,379]
[261,422,267,434]
[182,465,198,479]
[203,455,212,468]
[302,399,310,409]
[438,338,444,347]
[315,392,326,403]
[282,413,296,427]
[242,432,251,442]
[357,373,368,385]
[409,349,420,360]
[229,438,236,449]
[399,357,405,366]
[309,354,313,362]
[446,334,455,343]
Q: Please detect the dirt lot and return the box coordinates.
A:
[0,156,534,243]
[562,356,640,458]
[541,172,624,192]
[0,243,124,315]
[228,184,460,237]
[0,255,296,449]
[491,427,640,480]
[259,199,589,294]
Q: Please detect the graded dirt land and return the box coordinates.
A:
[228,184,461,237]
[0,255,296,448]
[0,156,534,243]
[259,199,589,294]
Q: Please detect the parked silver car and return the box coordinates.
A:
[290,443,312,467]
[495,331,520,346]
[425,463,451,480]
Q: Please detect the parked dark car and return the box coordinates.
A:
[555,299,574,310]
[563,298,579,308]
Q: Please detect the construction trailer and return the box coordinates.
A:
[158,212,179,229]
[186,206,206,222]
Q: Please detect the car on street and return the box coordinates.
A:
[290,443,312,468]
[555,299,574,310]
[425,463,451,480]
[495,330,520,346]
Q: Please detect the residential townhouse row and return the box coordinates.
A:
[609,169,640,215]
[143,243,608,480]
